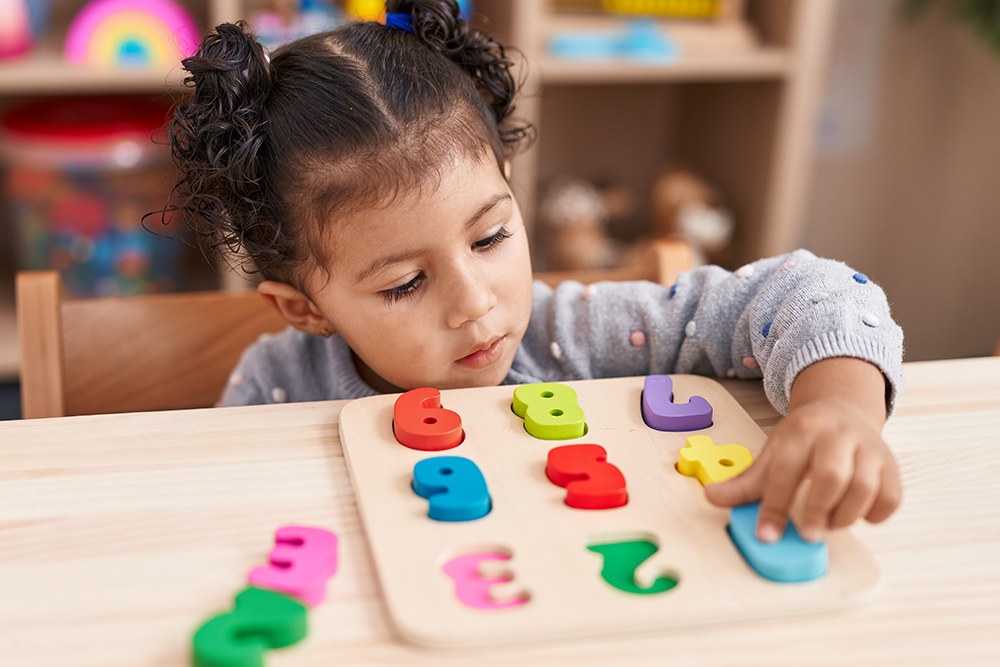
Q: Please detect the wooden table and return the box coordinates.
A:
[2,357,999,666]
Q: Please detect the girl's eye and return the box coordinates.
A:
[473,226,512,251]
[379,273,425,305]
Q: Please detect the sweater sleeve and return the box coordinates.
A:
[219,334,279,406]
[523,249,904,415]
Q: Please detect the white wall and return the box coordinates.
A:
[804,0,1000,360]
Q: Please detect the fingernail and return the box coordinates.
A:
[758,522,780,543]
[800,526,824,542]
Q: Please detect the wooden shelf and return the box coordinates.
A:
[533,7,789,84]
[0,48,188,96]
[540,48,788,84]
[481,0,835,272]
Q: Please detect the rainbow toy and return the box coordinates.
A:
[64,0,199,69]
[0,0,33,59]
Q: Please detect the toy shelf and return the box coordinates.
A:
[0,0,832,383]
[538,50,789,84]
[0,0,241,382]
[473,0,833,271]
[0,43,189,95]
[536,8,790,84]
[0,0,244,96]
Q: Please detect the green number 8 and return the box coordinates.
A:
[512,382,587,440]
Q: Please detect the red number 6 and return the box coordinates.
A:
[393,388,464,451]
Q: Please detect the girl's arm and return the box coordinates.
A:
[518,249,905,535]
[705,356,902,542]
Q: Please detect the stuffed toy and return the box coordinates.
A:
[646,167,734,265]
[538,177,630,271]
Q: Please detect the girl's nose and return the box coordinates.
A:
[446,266,497,329]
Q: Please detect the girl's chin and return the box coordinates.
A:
[441,365,512,390]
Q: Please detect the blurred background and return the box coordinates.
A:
[0,0,997,419]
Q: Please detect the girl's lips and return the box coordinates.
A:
[456,336,506,369]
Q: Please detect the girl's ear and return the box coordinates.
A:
[258,280,335,337]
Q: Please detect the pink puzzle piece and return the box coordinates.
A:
[442,552,528,610]
[248,526,339,607]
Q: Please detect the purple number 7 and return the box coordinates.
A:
[641,375,713,431]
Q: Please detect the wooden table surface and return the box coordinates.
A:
[2,357,999,666]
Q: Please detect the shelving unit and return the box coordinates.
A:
[0,0,244,380]
[0,0,832,381]
[472,0,833,269]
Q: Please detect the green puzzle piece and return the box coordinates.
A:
[192,586,308,667]
[587,539,679,595]
[512,382,587,440]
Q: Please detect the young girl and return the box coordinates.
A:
[168,0,903,546]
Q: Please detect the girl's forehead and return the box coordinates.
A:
[340,153,507,227]
[303,156,515,294]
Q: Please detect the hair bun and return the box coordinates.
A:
[168,22,279,272]
[389,0,529,149]
[183,21,273,111]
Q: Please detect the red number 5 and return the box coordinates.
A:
[545,444,628,510]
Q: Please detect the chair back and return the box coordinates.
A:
[17,271,287,418]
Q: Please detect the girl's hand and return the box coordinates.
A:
[705,358,903,543]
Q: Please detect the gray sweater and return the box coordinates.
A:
[221,249,904,415]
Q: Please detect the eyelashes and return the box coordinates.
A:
[377,226,513,305]
[473,226,513,250]
[380,273,425,305]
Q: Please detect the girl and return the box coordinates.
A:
[167,0,903,545]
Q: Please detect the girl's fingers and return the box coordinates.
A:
[828,447,881,530]
[798,437,856,541]
[755,433,811,543]
[704,447,769,508]
[865,462,904,524]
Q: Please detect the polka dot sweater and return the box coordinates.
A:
[221,249,904,416]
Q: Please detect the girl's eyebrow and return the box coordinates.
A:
[463,192,511,230]
[354,192,512,285]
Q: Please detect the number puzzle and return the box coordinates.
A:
[338,375,880,648]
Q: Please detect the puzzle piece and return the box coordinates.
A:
[641,374,713,431]
[412,456,491,521]
[512,382,587,440]
[676,434,752,485]
[192,586,307,667]
[587,538,679,595]
[393,387,464,451]
[728,503,828,583]
[442,551,530,609]
[545,444,628,509]
[247,526,339,607]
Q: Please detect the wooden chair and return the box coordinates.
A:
[17,273,288,419]
[16,239,693,419]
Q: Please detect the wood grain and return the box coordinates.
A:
[1,357,999,666]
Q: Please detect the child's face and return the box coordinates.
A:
[306,154,534,392]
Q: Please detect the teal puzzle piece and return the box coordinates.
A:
[412,456,492,522]
[727,503,828,583]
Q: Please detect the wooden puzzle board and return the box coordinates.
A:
[338,376,880,648]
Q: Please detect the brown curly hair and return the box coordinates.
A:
[163,0,531,290]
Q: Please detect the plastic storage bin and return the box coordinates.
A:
[0,96,183,296]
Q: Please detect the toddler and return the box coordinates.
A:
[167,0,903,545]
